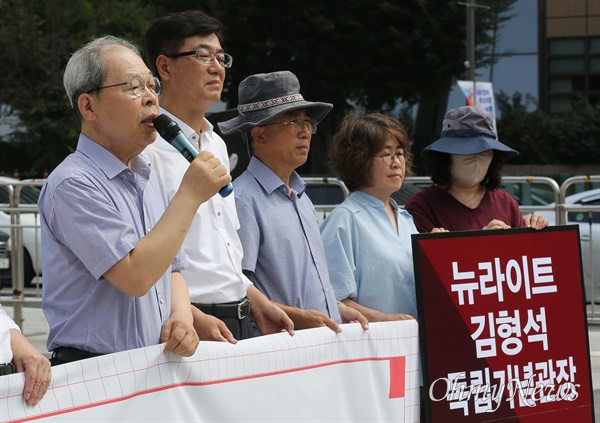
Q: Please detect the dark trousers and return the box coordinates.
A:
[0,363,15,376]
[192,297,257,340]
[219,316,258,340]
[50,347,103,366]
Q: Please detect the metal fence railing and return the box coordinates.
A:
[0,179,45,326]
[304,175,599,322]
[1,176,599,325]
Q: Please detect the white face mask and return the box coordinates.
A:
[450,152,493,188]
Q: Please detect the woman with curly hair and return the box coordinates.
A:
[320,111,442,321]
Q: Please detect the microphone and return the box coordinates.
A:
[153,114,233,197]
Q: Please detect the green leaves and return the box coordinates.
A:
[0,0,528,176]
[497,93,600,165]
[0,0,155,176]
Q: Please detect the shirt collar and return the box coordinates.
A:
[159,107,213,139]
[76,134,151,181]
[247,156,306,196]
[76,134,125,179]
[352,190,385,207]
[353,189,401,211]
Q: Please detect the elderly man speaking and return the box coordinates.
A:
[39,35,230,364]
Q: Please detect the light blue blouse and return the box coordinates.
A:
[320,190,418,317]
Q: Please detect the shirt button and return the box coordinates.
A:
[227,242,230,247]
[159,298,165,304]
[218,211,221,216]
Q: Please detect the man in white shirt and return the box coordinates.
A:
[144,10,294,341]
[1,304,51,406]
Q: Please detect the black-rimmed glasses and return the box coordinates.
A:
[374,150,405,166]
[87,75,161,98]
[261,119,317,135]
[165,48,233,68]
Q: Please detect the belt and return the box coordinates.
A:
[0,363,15,376]
[192,297,250,320]
[52,347,103,364]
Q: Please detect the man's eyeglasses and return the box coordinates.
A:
[165,48,233,68]
[374,150,405,166]
[87,75,161,98]
[261,119,317,135]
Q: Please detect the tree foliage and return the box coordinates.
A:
[497,92,600,165]
[174,0,510,120]
[0,0,155,177]
[0,0,534,176]
[149,0,516,172]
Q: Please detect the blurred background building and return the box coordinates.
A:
[538,0,600,112]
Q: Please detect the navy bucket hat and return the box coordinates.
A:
[218,71,333,135]
[422,106,518,158]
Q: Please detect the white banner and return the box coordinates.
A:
[0,321,420,423]
[456,80,497,129]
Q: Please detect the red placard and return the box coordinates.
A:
[413,226,595,422]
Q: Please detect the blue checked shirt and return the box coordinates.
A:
[39,134,186,354]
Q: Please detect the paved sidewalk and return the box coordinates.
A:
[3,302,600,420]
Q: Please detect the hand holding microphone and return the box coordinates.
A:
[153,114,234,197]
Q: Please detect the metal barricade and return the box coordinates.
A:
[2,175,598,326]
[500,176,560,216]
[302,176,350,223]
[304,175,563,215]
[555,175,600,322]
[0,179,44,328]
[303,174,599,322]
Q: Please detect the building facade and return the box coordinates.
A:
[538,0,600,112]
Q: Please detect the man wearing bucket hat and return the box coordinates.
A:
[219,71,369,332]
[144,11,294,342]
[405,105,549,232]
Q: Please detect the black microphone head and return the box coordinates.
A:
[153,114,181,141]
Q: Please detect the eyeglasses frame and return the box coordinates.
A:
[374,150,405,166]
[261,119,318,135]
[86,75,161,98]
[165,48,233,68]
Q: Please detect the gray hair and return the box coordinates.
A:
[63,35,142,120]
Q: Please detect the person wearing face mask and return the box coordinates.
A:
[405,106,549,233]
